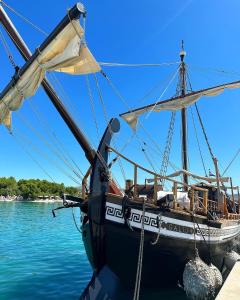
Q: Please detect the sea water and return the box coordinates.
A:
[0,202,187,300]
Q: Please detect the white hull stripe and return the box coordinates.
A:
[105,202,240,242]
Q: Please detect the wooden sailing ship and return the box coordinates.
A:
[1,2,240,299]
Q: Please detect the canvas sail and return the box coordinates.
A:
[0,19,100,129]
[120,80,240,129]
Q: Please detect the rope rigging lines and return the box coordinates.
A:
[190,106,207,177]
[159,112,176,185]
[27,98,85,179]
[0,26,17,69]
[99,61,180,68]
[0,0,48,36]
[101,70,180,175]
[13,126,81,186]
[0,30,85,186]
[85,75,100,140]
[1,0,240,190]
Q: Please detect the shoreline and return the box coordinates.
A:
[0,199,63,203]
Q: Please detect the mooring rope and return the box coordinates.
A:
[133,199,146,300]
[71,207,82,233]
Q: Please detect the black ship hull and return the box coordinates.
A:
[82,196,240,289]
[79,118,240,299]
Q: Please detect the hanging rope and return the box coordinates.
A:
[151,213,162,245]
[0,27,17,69]
[72,208,82,233]
[133,199,146,300]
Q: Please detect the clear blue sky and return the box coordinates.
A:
[1,0,240,188]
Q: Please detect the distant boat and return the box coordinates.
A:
[1,2,240,299]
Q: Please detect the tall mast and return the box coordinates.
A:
[180,41,188,190]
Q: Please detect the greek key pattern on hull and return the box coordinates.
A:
[106,206,123,219]
[106,206,158,227]
[105,203,240,241]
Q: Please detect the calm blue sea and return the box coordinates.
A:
[0,202,187,300]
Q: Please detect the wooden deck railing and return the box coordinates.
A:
[107,146,210,214]
[81,146,240,218]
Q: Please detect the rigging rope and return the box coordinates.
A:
[0,27,17,69]
[45,75,116,181]
[190,107,207,176]
[0,34,84,182]
[222,148,240,176]
[159,112,176,186]
[138,138,158,173]
[188,64,240,78]
[16,108,83,181]
[93,73,127,182]
[133,199,146,300]
[101,71,180,172]
[194,103,215,161]
[11,132,56,183]
[72,207,82,233]
[47,73,96,149]
[85,75,100,140]
[99,61,180,67]
[14,127,81,185]
[144,66,179,120]
[27,99,85,178]
[0,25,83,179]
[137,67,182,108]
[1,1,48,36]
[0,33,85,184]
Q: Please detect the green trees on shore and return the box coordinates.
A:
[0,177,80,199]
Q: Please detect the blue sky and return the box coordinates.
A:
[1,0,240,188]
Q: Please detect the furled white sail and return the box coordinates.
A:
[0,19,100,129]
[120,80,240,129]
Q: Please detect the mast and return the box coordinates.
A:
[179,41,188,190]
[0,3,94,164]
